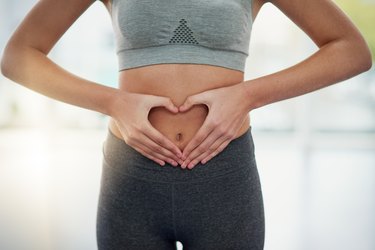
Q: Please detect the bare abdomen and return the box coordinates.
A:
[108,64,251,151]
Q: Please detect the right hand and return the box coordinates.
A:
[110,90,183,167]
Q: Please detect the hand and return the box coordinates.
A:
[178,82,250,169]
[110,90,183,167]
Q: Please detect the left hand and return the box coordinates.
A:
[178,82,251,169]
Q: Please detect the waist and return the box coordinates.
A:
[108,63,251,151]
[103,125,255,183]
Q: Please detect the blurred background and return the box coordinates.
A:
[0,0,374,249]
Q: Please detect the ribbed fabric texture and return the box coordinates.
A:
[100,0,253,72]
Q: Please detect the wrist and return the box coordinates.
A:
[108,89,129,119]
[240,80,264,112]
[238,80,257,113]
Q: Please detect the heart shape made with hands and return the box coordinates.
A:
[148,82,248,168]
[148,99,209,151]
[148,100,209,127]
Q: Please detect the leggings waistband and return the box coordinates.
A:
[101,126,256,183]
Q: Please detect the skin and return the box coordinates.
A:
[1,0,372,170]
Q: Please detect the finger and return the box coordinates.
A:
[138,132,181,166]
[132,138,179,167]
[116,123,179,166]
[187,134,229,169]
[181,118,216,161]
[181,130,221,169]
[144,122,183,159]
[201,139,232,165]
[130,142,165,166]
[179,94,206,113]
[153,96,179,114]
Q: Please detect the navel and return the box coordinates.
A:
[176,132,183,142]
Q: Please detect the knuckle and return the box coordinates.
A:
[224,132,233,140]
[143,147,153,155]
[131,124,142,132]
[154,137,161,145]
[152,144,163,153]
[161,148,171,155]
[197,146,207,154]
[194,135,204,144]
[127,129,139,140]
[210,119,220,128]
[158,138,168,145]
[151,151,163,159]
[217,126,226,136]
[159,147,169,156]
[154,136,164,145]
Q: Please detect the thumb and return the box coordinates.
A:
[155,97,179,113]
[179,95,201,112]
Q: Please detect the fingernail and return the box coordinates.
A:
[172,161,178,167]
[188,162,194,169]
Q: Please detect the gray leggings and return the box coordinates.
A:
[97,126,265,250]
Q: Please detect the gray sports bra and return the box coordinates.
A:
[98,0,253,72]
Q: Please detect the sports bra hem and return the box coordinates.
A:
[116,44,248,73]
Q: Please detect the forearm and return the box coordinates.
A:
[1,44,119,117]
[243,38,372,111]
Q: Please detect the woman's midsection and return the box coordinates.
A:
[108,64,251,151]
